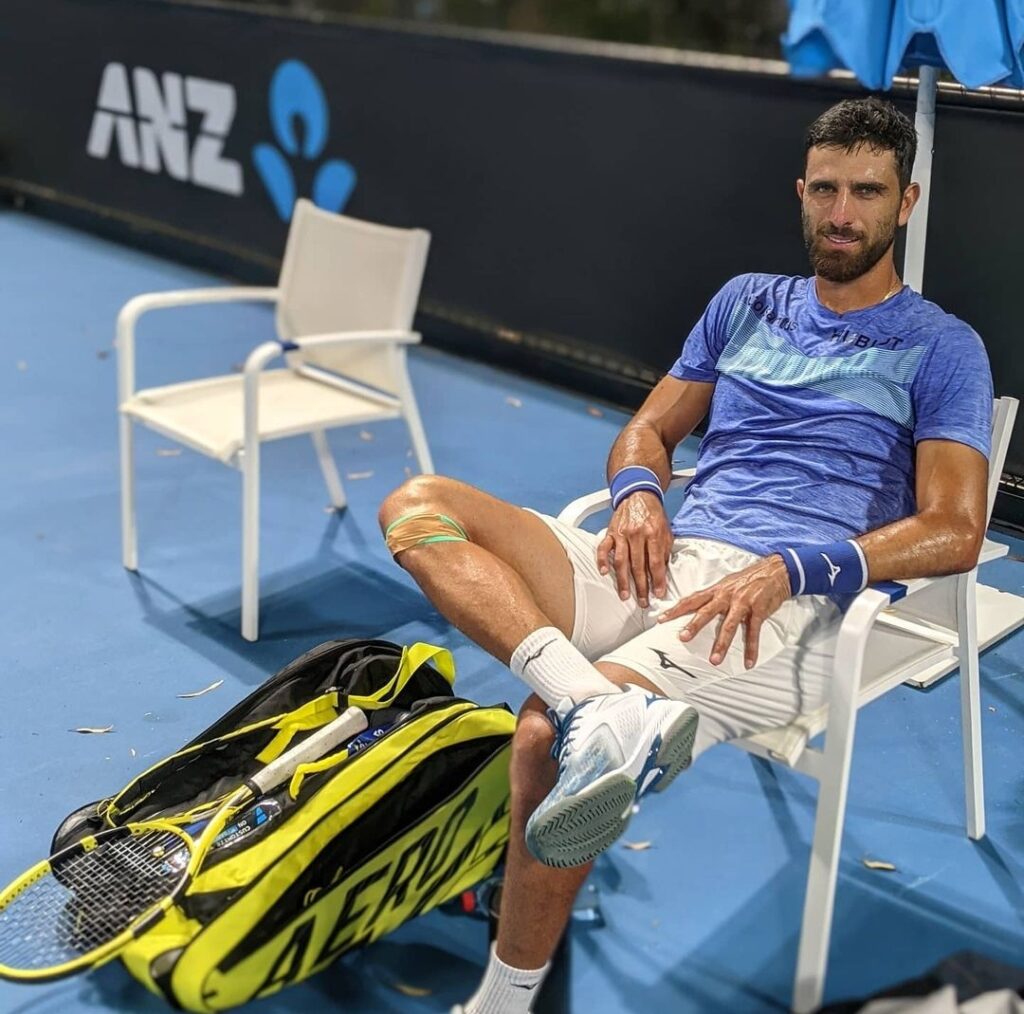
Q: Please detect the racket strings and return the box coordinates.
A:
[0,829,188,971]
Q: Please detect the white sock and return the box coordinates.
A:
[510,627,619,708]
[461,943,550,1014]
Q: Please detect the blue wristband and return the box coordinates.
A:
[610,466,664,510]
[780,540,868,596]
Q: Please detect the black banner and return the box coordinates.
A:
[3,0,1023,522]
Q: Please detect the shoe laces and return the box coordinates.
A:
[546,699,587,776]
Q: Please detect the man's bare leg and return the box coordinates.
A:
[378,475,577,659]
[496,695,586,969]
[497,662,665,963]
[378,476,620,706]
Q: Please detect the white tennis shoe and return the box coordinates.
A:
[525,685,698,868]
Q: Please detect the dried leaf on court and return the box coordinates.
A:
[347,470,374,480]
[156,448,182,457]
[359,430,374,441]
[622,840,652,851]
[71,726,114,735]
[177,679,224,699]
[96,349,110,360]
[586,405,604,417]
[989,706,997,713]
[391,983,432,997]
[505,396,523,408]
[862,858,897,872]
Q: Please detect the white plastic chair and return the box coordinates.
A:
[558,396,1024,1014]
[117,199,434,641]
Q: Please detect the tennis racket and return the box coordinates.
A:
[0,705,369,982]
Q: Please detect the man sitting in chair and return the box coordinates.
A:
[378,97,993,1012]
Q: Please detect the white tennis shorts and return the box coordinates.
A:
[528,510,844,759]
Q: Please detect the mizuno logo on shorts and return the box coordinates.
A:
[649,649,699,679]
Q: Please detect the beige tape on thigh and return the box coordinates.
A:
[385,512,469,556]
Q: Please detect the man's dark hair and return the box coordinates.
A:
[805,97,917,192]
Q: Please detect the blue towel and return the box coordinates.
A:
[1003,0,1024,86]
[887,0,1016,89]
[783,0,895,89]
[784,0,1020,90]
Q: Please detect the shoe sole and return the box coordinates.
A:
[526,707,698,869]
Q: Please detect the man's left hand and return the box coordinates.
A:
[657,553,792,669]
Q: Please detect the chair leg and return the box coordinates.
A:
[957,570,985,840]
[792,589,879,1014]
[119,415,138,571]
[241,443,260,642]
[792,750,854,1014]
[405,405,434,475]
[395,352,434,474]
[311,430,347,510]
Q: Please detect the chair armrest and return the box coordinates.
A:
[861,534,1003,619]
[118,286,280,322]
[287,329,422,350]
[557,467,695,527]
[116,287,281,401]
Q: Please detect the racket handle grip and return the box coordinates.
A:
[250,706,368,794]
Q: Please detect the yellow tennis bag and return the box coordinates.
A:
[51,638,516,1011]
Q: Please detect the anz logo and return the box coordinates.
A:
[86,59,356,218]
[86,64,243,194]
[252,60,357,220]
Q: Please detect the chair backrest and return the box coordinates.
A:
[987,397,1018,523]
[276,199,431,391]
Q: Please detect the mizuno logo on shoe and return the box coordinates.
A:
[522,638,558,671]
[639,768,663,795]
[820,552,841,587]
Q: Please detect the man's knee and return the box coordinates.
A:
[378,475,483,562]
[508,695,557,809]
[377,474,465,533]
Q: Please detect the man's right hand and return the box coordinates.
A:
[596,492,673,609]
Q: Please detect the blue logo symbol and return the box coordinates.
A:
[252,60,357,221]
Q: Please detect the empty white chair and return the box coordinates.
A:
[559,396,1024,1013]
[118,199,434,641]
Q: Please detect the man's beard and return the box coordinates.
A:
[802,208,898,283]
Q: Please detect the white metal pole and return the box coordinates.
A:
[903,65,938,293]
[957,569,986,839]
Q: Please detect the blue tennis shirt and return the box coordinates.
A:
[668,273,993,557]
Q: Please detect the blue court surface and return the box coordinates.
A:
[1,206,1023,1013]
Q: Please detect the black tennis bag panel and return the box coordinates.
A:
[51,638,455,852]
